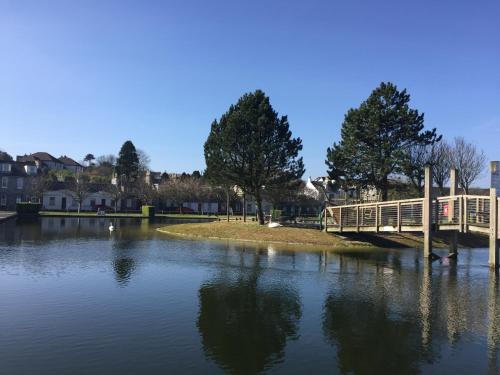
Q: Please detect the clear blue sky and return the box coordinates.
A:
[1,0,498,186]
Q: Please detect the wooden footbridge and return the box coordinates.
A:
[323,167,500,268]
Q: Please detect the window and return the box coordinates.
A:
[0,194,6,206]
[49,197,56,206]
[24,165,37,175]
[0,163,11,172]
[17,178,23,190]
[1,176,7,188]
[16,196,22,203]
[126,199,132,208]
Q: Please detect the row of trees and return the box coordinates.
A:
[3,84,489,221]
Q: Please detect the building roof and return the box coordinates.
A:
[17,152,62,164]
[59,155,83,167]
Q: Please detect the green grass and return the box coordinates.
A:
[156,221,485,249]
[157,221,371,248]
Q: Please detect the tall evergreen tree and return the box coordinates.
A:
[204,90,304,224]
[326,82,440,200]
[115,140,139,181]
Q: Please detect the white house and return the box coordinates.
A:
[43,190,118,211]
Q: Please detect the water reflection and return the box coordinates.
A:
[197,249,302,374]
[2,218,500,374]
[323,261,434,374]
[113,257,136,286]
[488,270,500,375]
[320,251,500,374]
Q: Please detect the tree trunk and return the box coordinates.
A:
[381,175,389,201]
[243,192,246,222]
[226,188,230,222]
[78,201,81,214]
[255,190,265,225]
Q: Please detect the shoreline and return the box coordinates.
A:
[38,211,218,220]
[156,221,486,250]
[0,212,17,223]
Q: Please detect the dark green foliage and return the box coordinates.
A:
[204,90,304,224]
[115,141,139,181]
[141,205,155,217]
[326,82,440,200]
[84,153,95,166]
[16,202,42,215]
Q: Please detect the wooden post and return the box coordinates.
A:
[375,203,379,232]
[324,205,328,232]
[339,207,343,233]
[423,166,433,258]
[449,168,458,257]
[489,188,499,268]
[397,202,401,232]
[356,206,360,232]
[464,197,468,233]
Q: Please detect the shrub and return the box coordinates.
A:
[270,209,283,219]
[16,202,42,215]
[141,205,155,217]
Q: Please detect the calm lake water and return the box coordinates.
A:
[0,217,499,375]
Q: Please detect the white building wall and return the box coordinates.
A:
[42,190,78,210]
[43,190,115,211]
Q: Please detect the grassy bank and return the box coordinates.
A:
[157,221,487,249]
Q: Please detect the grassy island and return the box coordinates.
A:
[157,221,485,249]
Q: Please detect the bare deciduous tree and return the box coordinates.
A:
[70,174,91,213]
[136,149,151,172]
[402,144,436,196]
[450,137,486,193]
[159,177,191,213]
[432,140,453,195]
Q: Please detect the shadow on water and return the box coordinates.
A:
[197,247,302,374]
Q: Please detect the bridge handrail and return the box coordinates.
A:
[326,197,424,210]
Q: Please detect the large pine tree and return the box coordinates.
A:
[326,82,439,200]
[204,90,304,224]
[115,140,139,181]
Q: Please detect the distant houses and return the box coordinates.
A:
[0,160,38,210]
[2,149,406,215]
[17,152,84,173]
[0,151,85,211]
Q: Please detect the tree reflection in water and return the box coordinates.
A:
[197,251,301,374]
[112,237,137,286]
[113,257,136,286]
[322,252,436,375]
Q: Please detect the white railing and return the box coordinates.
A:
[324,194,494,233]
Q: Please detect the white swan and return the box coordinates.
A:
[268,216,282,228]
[109,222,115,232]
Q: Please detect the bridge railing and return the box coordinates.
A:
[325,194,495,233]
[325,197,425,231]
